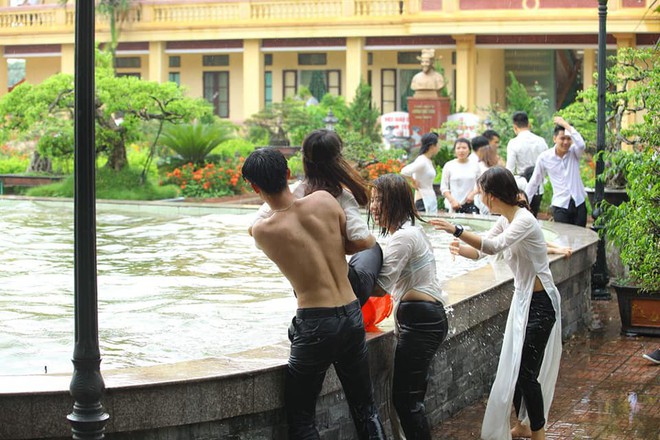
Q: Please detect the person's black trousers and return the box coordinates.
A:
[286,300,386,440]
[552,199,587,227]
[513,290,556,432]
[530,193,542,218]
[348,243,383,306]
[393,301,448,440]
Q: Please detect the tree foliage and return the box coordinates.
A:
[0,50,213,173]
[344,81,381,142]
[558,46,660,187]
[483,72,554,148]
[601,150,660,291]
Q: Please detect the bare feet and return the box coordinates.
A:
[531,428,546,440]
[511,421,532,438]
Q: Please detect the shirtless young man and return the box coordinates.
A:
[242,148,385,440]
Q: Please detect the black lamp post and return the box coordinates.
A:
[591,0,611,300]
[67,1,110,438]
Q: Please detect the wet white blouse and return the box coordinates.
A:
[479,208,563,439]
[376,222,448,313]
[252,181,370,241]
[401,154,438,214]
[440,159,480,212]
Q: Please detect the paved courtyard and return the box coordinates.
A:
[432,290,660,440]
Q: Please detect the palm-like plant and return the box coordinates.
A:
[160,121,237,166]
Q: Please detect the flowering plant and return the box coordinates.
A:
[363,158,404,181]
[162,158,250,198]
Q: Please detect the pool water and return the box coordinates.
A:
[0,200,487,375]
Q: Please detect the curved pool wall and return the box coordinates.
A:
[0,197,599,440]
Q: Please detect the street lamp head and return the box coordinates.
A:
[323,109,339,131]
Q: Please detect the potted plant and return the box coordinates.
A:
[600,150,660,336]
[560,47,659,207]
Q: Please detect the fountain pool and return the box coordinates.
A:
[0,198,488,376]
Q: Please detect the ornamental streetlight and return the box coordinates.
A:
[591,0,610,300]
[67,1,110,438]
[324,109,339,131]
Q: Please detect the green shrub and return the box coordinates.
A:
[211,138,255,160]
[0,156,29,174]
[287,153,303,179]
[601,150,660,291]
[27,166,178,200]
[159,120,237,166]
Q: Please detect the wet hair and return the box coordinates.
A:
[242,148,289,195]
[482,129,500,142]
[476,145,499,168]
[471,135,489,153]
[419,132,439,155]
[454,137,472,152]
[477,166,532,212]
[301,129,369,206]
[517,189,532,212]
[512,111,529,128]
[370,174,423,235]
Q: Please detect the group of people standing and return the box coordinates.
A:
[401,111,590,230]
[243,124,572,439]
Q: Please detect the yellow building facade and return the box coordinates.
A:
[0,0,658,123]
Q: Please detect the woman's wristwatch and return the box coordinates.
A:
[453,224,464,237]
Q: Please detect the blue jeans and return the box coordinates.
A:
[286,300,386,440]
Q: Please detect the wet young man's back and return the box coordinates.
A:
[243,148,385,440]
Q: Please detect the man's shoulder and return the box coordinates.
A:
[507,135,522,149]
[528,131,548,146]
[303,189,337,204]
[300,190,342,213]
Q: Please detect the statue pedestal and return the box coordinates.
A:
[407,97,450,137]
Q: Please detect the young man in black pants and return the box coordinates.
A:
[243,148,386,440]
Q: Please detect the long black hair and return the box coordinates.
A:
[302,129,369,206]
[477,166,531,212]
[419,132,439,155]
[370,174,424,235]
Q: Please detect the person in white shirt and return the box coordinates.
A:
[525,116,588,227]
[400,132,440,214]
[369,173,448,440]
[506,111,549,216]
[440,138,481,213]
[431,166,564,440]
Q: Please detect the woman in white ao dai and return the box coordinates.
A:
[431,166,563,440]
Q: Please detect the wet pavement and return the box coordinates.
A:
[432,290,660,439]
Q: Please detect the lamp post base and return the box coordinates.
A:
[591,285,612,301]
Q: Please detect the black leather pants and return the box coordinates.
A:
[393,301,448,440]
[286,300,386,440]
[513,290,556,432]
[348,243,383,306]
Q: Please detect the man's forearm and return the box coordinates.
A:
[345,234,376,255]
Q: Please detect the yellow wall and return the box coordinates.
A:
[476,49,506,114]
[25,57,59,84]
